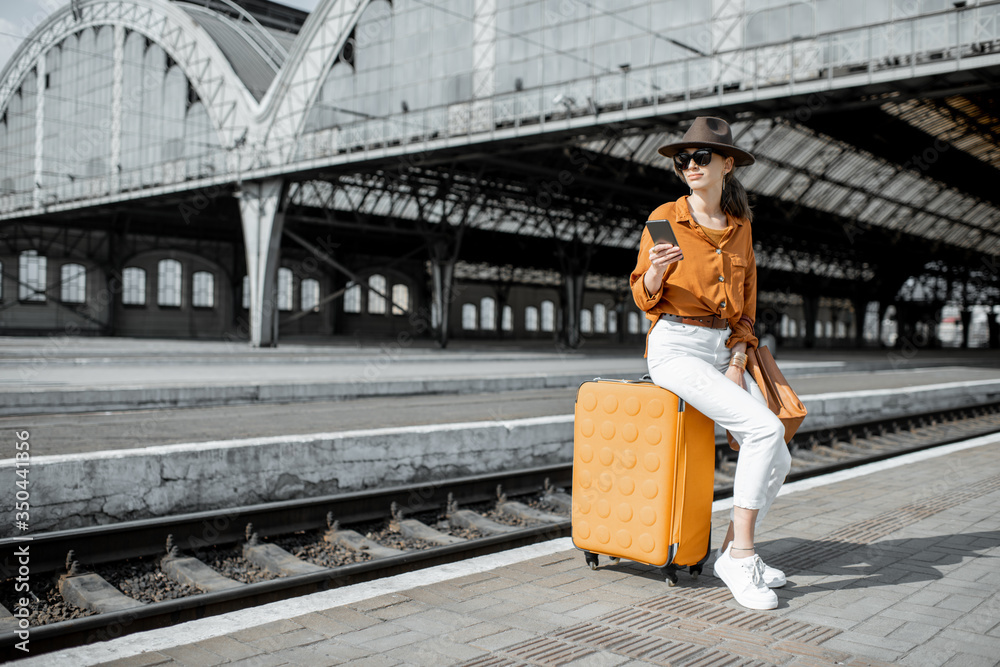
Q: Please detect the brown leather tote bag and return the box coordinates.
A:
[726,346,807,451]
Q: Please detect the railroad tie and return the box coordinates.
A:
[448,509,519,535]
[325,528,407,558]
[242,542,331,577]
[0,604,18,633]
[541,491,573,513]
[396,518,466,545]
[59,573,145,613]
[497,500,566,524]
[160,555,245,593]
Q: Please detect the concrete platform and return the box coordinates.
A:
[18,433,1000,666]
[4,336,1000,416]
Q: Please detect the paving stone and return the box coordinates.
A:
[247,628,328,653]
[226,654,293,667]
[937,593,985,612]
[228,619,304,643]
[442,620,510,643]
[317,606,383,629]
[291,611,356,637]
[842,614,907,638]
[192,636,263,661]
[943,652,1000,667]
[886,621,940,645]
[469,628,538,651]
[159,643,228,667]
[97,654,174,667]
[362,598,428,621]
[937,628,1000,658]
[381,636,487,666]
[821,636,906,663]
[267,643,348,667]
[397,606,478,633]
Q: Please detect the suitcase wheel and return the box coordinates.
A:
[609,557,620,564]
[584,552,599,570]
[661,564,679,586]
[689,565,702,579]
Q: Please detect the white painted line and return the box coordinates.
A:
[16,538,576,666]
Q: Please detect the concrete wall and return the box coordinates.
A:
[0,416,574,535]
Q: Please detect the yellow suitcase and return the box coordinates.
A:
[572,378,716,584]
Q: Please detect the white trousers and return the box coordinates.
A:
[646,317,791,527]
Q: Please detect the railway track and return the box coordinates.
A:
[1,402,998,661]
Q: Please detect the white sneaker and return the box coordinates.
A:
[713,545,779,610]
[716,546,786,588]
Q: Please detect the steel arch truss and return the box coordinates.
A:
[0,0,256,151]
[259,0,371,156]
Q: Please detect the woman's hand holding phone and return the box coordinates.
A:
[643,243,683,296]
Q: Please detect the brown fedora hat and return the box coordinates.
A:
[656,116,755,166]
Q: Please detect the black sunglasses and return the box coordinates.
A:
[673,148,723,170]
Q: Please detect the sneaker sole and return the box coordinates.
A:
[713,561,779,610]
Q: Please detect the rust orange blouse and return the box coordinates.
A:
[630,195,758,356]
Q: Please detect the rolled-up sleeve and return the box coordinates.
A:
[726,244,758,350]
[630,228,663,311]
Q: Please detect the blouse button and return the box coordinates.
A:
[718,276,725,282]
[716,249,722,254]
[721,301,727,308]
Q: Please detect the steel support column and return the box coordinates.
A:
[430,241,456,348]
[239,179,285,347]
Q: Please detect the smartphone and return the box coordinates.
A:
[645,219,681,250]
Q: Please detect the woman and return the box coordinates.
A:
[629,116,791,610]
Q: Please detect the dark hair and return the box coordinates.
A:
[672,156,754,224]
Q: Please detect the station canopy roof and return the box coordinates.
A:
[585,107,1000,257]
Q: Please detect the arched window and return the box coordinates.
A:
[157,259,181,307]
[525,306,539,332]
[788,318,797,337]
[593,303,607,333]
[835,320,847,338]
[301,278,320,312]
[502,305,513,332]
[60,263,86,304]
[480,296,496,330]
[580,309,593,334]
[277,268,293,311]
[462,303,477,330]
[628,312,640,334]
[192,271,214,308]
[824,321,834,338]
[368,274,386,314]
[344,283,361,313]
[608,310,618,334]
[123,267,146,305]
[391,283,409,315]
[241,275,250,309]
[540,300,555,332]
[19,250,46,302]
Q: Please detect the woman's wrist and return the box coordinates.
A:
[729,351,747,371]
